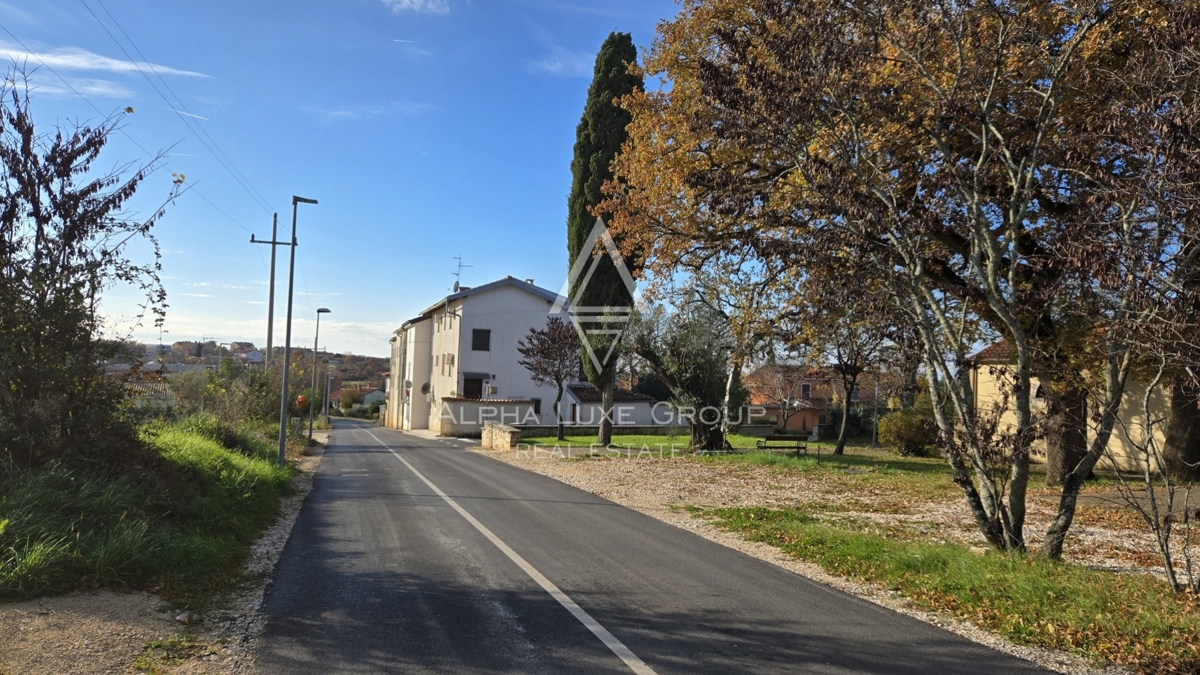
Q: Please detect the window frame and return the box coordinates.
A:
[471,329,491,352]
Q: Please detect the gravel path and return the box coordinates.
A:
[477,448,1134,675]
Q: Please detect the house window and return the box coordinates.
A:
[801,383,811,399]
[533,398,541,415]
[472,329,491,351]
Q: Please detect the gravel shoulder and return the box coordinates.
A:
[0,443,324,675]
[477,447,1133,675]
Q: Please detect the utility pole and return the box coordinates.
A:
[251,214,281,364]
[276,196,318,468]
[324,365,332,417]
[309,309,330,441]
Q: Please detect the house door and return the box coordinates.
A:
[463,378,484,399]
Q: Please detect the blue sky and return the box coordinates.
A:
[0,0,678,356]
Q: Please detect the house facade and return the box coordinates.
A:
[743,365,882,433]
[385,276,675,436]
[969,341,1198,473]
[386,277,571,434]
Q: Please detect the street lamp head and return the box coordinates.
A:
[317,308,331,314]
[292,195,318,205]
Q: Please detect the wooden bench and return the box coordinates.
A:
[756,434,815,459]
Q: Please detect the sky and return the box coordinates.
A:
[0,0,680,357]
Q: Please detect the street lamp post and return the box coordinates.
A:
[309,308,330,440]
[277,195,318,468]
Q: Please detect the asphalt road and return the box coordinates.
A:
[257,419,1050,674]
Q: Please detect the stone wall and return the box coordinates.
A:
[430,399,538,437]
[481,421,522,450]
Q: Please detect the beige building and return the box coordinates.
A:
[969,341,1179,473]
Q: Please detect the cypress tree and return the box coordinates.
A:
[566,32,642,445]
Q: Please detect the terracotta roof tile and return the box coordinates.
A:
[970,340,1016,364]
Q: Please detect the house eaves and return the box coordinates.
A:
[417,276,564,317]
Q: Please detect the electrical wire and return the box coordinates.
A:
[79,0,275,215]
[0,19,269,274]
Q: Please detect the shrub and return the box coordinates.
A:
[878,406,939,456]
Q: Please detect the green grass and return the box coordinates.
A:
[521,431,886,452]
[697,506,1200,674]
[0,419,292,607]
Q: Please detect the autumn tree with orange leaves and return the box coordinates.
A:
[603,0,1200,558]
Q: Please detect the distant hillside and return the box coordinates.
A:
[329,353,389,388]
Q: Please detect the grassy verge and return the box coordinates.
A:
[696,506,1199,674]
[0,415,292,607]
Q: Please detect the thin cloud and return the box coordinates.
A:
[0,42,210,78]
[161,106,209,121]
[0,2,37,24]
[182,293,213,298]
[245,300,268,306]
[381,0,450,13]
[393,43,434,58]
[22,76,132,99]
[530,46,593,78]
[312,101,433,120]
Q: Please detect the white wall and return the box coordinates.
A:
[386,335,402,428]
[429,299,462,402]
[455,285,565,423]
[387,281,573,431]
[404,319,433,430]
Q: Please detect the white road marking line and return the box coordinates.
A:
[365,430,656,675]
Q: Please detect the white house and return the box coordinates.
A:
[384,276,667,436]
[234,349,264,364]
[564,383,660,426]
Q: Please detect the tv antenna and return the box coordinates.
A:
[452,256,472,292]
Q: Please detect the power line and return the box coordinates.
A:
[78,0,275,215]
[0,21,158,156]
[0,19,268,275]
[93,0,275,214]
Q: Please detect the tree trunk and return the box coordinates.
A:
[1045,380,1090,486]
[1041,352,1130,559]
[833,376,856,455]
[1163,376,1200,481]
[900,360,918,409]
[691,419,725,451]
[597,370,615,446]
[554,386,565,441]
[720,360,743,437]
